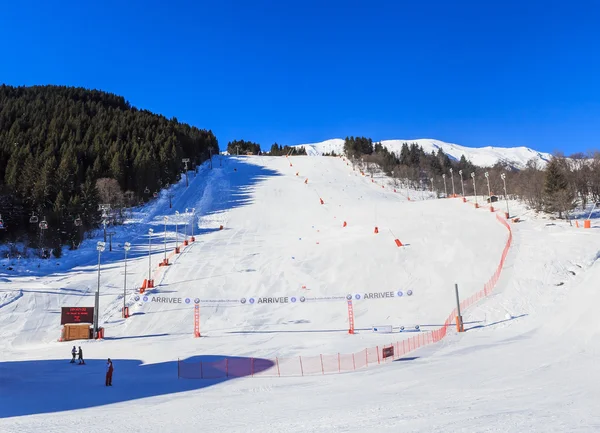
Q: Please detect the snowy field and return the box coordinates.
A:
[1,155,600,432]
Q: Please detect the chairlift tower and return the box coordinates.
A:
[182,158,190,186]
[98,204,111,242]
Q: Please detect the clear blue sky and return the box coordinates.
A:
[1,0,599,154]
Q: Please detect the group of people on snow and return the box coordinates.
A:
[70,346,114,386]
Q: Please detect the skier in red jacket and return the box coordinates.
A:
[105,358,113,386]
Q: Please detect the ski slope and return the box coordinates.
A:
[1,155,600,432]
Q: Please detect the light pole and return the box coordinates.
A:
[442,174,447,198]
[484,172,492,210]
[471,172,478,207]
[94,241,105,338]
[190,208,196,241]
[163,216,168,264]
[147,228,154,287]
[458,170,465,197]
[175,211,180,252]
[449,168,456,197]
[430,177,434,193]
[185,208,189,241]
[123,242,131,318]
[501,173,510,218]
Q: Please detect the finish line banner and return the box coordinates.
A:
[134,291,414,306]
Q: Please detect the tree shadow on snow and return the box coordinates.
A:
[0,354,274,418]
[0,158,281,280]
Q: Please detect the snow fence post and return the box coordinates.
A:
[320,354,324,375]
[299,356,304,376]
[455,283,465,332]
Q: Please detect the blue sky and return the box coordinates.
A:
[1,0,599,154]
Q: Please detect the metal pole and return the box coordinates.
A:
[175,221,178,249]
[459,170,465,197]
[450,168,455,197]
[471,173,477,205]
[455,283,464,332]
[164,218,168,261]
[442,174,447,197]
[502,173,510,217]
[95,249,101,337]
[148,230,152,281]
[485,172,491,203]
[123,249,127,316]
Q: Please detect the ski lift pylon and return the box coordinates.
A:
[39,217,48,230]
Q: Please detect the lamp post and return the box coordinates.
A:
[94,241,106,338]
[148,228,153,284]
[123,242,131,318]
[175,211,179,251]
[190,208,196,241]
[185,208,189,241]
[449,168,456,197]
[484,172,492,210]
[501,173,510,218]
[163,216,168,263]
[458,170,465,197]
[442,174,447,198]
[471,172,478,207]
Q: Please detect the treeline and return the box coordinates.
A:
[510,154,600,219]
[344,136,600,220]
[268,143,306,156]
[0,85,218,255]
[344,136,477,190]
[227,139,261,155]
[225,139,308,156]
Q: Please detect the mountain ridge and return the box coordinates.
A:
[292,138,552,169]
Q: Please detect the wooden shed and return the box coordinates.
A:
[61,323,92,341]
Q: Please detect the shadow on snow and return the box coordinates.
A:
[0,158,281,283]
[0,354,274,418]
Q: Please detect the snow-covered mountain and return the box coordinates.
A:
[294,138,552,169]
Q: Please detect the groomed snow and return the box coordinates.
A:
[1,155,599,432]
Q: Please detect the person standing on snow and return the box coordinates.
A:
[70,346,77,363]
[105,358,113,386]
[78,346,85,365]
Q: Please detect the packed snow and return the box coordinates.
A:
[1,154,599,432]
[294,138,552,168]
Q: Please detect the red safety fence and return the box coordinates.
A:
[179,210,513,378]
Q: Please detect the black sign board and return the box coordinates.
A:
[382,346,394,359]
[61,307,94,325]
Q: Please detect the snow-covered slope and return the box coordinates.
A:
[1,155,600,432]
[295,138,552,168]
